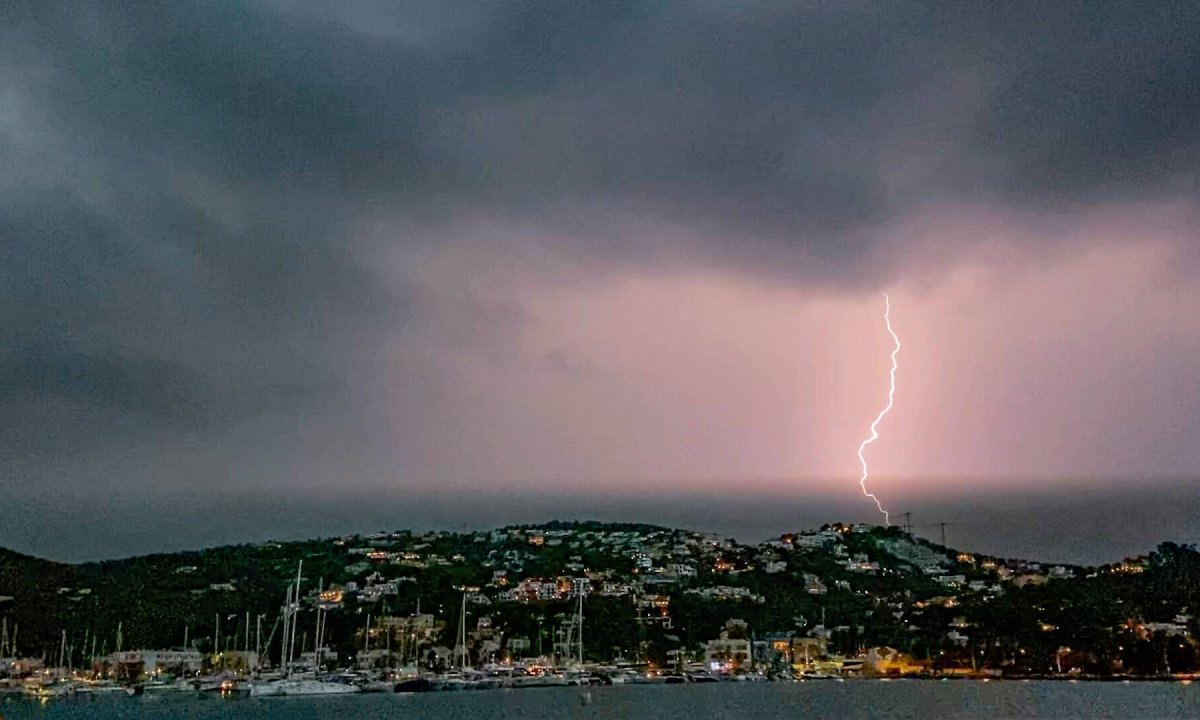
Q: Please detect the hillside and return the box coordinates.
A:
[1,522,1197,676]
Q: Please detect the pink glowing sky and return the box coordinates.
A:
[374,202,1200,508]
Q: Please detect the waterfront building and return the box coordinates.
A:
[108,649,203,676]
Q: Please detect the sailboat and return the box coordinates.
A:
[250,562,360,697]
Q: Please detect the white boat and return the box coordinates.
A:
[434,674,473,691]
[144,678,193,693]
[74,682,125,694]
[511,673,569,688]
[359,679,396,693]
[23,679,75,698]
[249,678,361,696]
[800,670,837,680]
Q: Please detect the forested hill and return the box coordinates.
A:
[2,522,1198,676]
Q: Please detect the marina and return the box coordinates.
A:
[4,681,1200,719]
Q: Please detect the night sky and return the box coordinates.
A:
[3,2,1199,562]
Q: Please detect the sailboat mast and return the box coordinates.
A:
[460,591,467,672]
[314,579,325,672]
[287,591,297,670]
[281,585,292,670]
[577,582,584,665]
[399,624,405,667]
[313,589,324,672]
[288,560,303,670]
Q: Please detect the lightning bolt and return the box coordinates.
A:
[856,292,899,526]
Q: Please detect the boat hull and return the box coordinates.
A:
[250,679,361,696]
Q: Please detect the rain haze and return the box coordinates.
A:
[2,1,1199,564]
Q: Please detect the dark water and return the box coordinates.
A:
[3,682,1199,720]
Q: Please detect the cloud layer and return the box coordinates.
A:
[2,1,1198,557]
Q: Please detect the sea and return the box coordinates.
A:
[3,682,1198,720]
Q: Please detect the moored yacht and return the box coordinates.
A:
[249,676,361,696]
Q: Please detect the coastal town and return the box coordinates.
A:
[1,521,1198,698]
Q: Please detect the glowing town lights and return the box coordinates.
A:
[856,293,900,525]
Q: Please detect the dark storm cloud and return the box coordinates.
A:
[369,2,1200,233]
[8,1,1198,263]
[15,2,1197,221]
[3,0,1199,555]
[0,167,384,458]
[3,0,1195,389]
[977,3,1200,200]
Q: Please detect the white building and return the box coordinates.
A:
[108,649,204,675]
[705,637,752,672]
